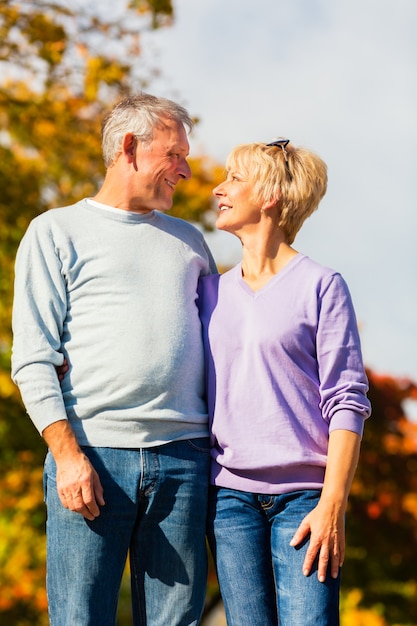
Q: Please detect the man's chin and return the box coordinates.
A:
[155,200,174,212]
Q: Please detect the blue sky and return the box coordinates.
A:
[142,0,417,407]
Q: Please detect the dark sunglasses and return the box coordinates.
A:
[266,138,290,162]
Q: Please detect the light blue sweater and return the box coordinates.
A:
[12,199,217,447]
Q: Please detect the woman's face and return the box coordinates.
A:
[212,164,261,234]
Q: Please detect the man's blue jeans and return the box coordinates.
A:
[43,439,210,626]
[207,487,340,626]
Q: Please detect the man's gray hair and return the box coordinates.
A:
[101,93,193,168]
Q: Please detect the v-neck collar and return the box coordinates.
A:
[235,253,305,297]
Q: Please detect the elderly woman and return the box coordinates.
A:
[198,139,371,626]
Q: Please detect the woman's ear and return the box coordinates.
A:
[261,193,280,212]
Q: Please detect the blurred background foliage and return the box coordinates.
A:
[0,1,416,624]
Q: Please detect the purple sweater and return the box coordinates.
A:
[198,254,371,494]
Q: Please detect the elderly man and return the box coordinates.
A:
[12,93,216,626]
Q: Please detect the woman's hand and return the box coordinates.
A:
[290,498,345,581]
[290,429,361,581]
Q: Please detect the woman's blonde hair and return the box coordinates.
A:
[226,141,328,244]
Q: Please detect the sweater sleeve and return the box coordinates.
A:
[202,239,218,275]
[11,218,68,434]
[316,273,371,437]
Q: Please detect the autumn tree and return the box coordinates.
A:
[0,2,221,624]
[343,370,417,625]
[2,1,167,336]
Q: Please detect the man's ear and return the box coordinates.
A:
[122,133,137,162]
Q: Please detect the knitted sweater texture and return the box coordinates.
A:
[12,200,217,447]
[198,254,371,494]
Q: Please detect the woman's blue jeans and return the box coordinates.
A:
[207,487,340,626]
[43,439,210,626]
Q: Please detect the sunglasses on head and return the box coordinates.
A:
[266,138,290,162]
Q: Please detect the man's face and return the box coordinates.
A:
[131,119,191,212]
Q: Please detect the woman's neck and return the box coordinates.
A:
[240,237,298,291]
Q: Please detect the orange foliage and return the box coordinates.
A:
[341,590,387,626]
[344,369,417,623]
[0,453,47,614]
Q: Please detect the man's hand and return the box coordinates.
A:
[56,453,105,521]
[56,357,69,382]
[43,420,105,521]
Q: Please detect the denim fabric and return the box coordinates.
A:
[207,487,340,626]
[43,439,210,626]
